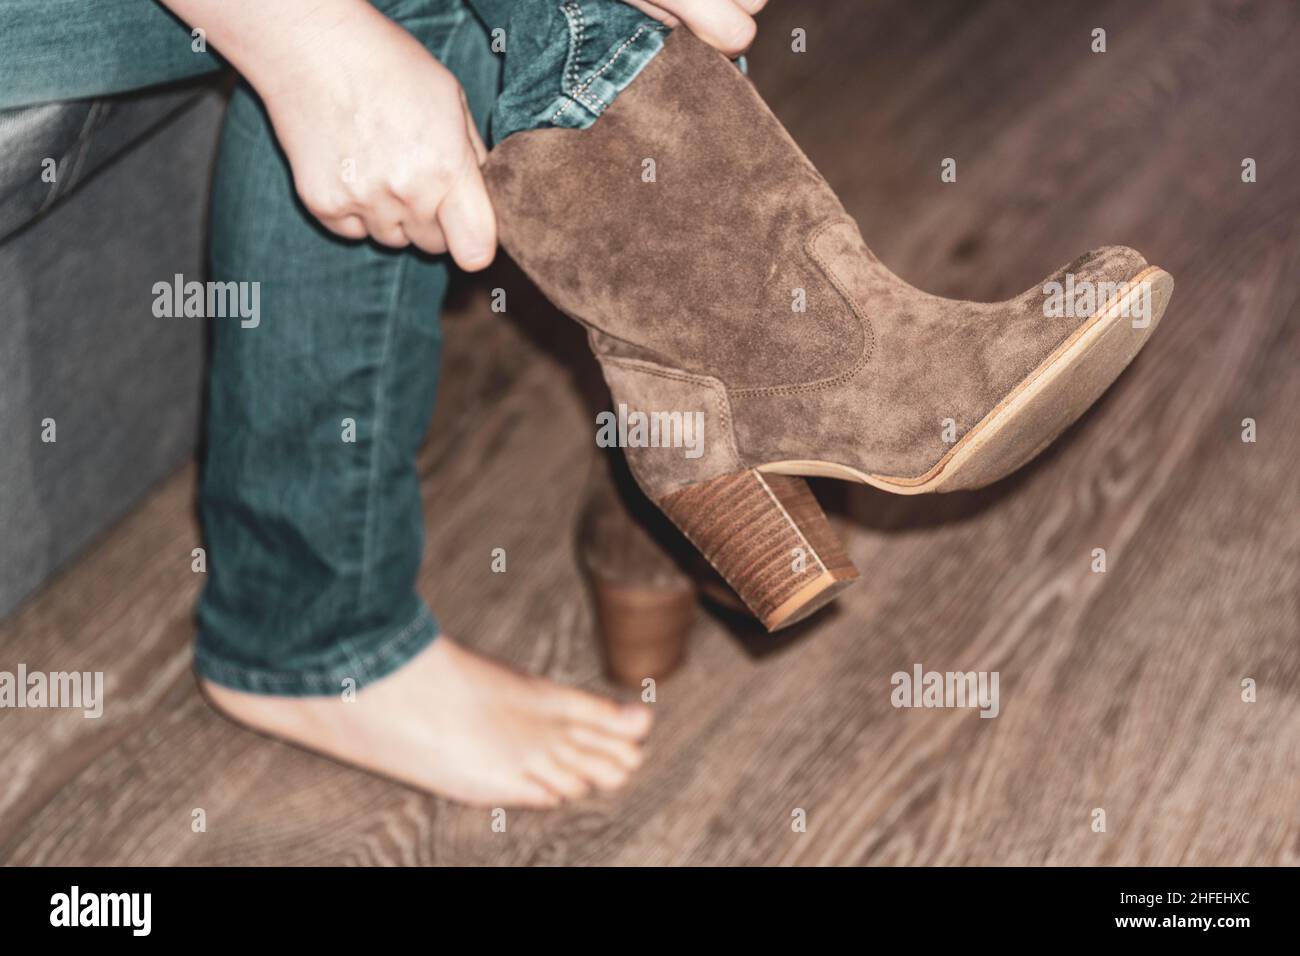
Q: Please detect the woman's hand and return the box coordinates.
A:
[623,0,767,56]
[261,11,495,268]
[162,0,496,269]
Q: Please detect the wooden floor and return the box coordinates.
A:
[2,0,1297,865]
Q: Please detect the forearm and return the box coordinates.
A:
[156,0,383,98]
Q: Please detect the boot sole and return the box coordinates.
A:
[657,267,1171,631]
[759,266,1174,494]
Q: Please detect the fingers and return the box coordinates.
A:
[461,88,489,166]
[402,218,448,256]
[307,187,410,248]
[320,213,368,241]
[306,150,489,263]
[434,98,496,268]
[406,105,493,265]
[651,0,758,56]
[434,156,497,271]
[297,86,495,266]
[362,191,412,249]
[622,0,680,27]
[353,188,408,248]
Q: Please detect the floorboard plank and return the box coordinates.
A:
[1,0,1295,866]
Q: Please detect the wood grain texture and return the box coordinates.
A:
[1,0,1297,865]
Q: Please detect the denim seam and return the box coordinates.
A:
[574,24,654,112]
[561,0,585,94]
[339,629,373,687]
[195,604,436,692]
[554,1,589,121]
[552,6,659,123]
[356,252,410,619]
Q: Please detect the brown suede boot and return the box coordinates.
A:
[486,31,1174,631]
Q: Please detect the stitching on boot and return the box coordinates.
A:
[583,323,680,371]
[600,355,743,475]
[583,221,876,399]
[731,217,877,398]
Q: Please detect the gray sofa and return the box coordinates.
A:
[0,83,226,619]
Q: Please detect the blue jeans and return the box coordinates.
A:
[0,1,665,694]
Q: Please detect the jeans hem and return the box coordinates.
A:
[193,603,439,697]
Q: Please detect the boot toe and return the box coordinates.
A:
[1072,244,1148,281]
[1057,245,1150,315]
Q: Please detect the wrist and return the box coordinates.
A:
[161,0,379,101]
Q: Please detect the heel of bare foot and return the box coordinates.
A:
[199,637,652,808]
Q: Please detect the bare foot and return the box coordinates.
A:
[199,637,653,807]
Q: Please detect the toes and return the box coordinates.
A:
[558,689,654,739]
[509,778,563,810]
[566,723,645,772]
[552,740,633,792]
[529,754,592,801]
[612,701,653,739]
